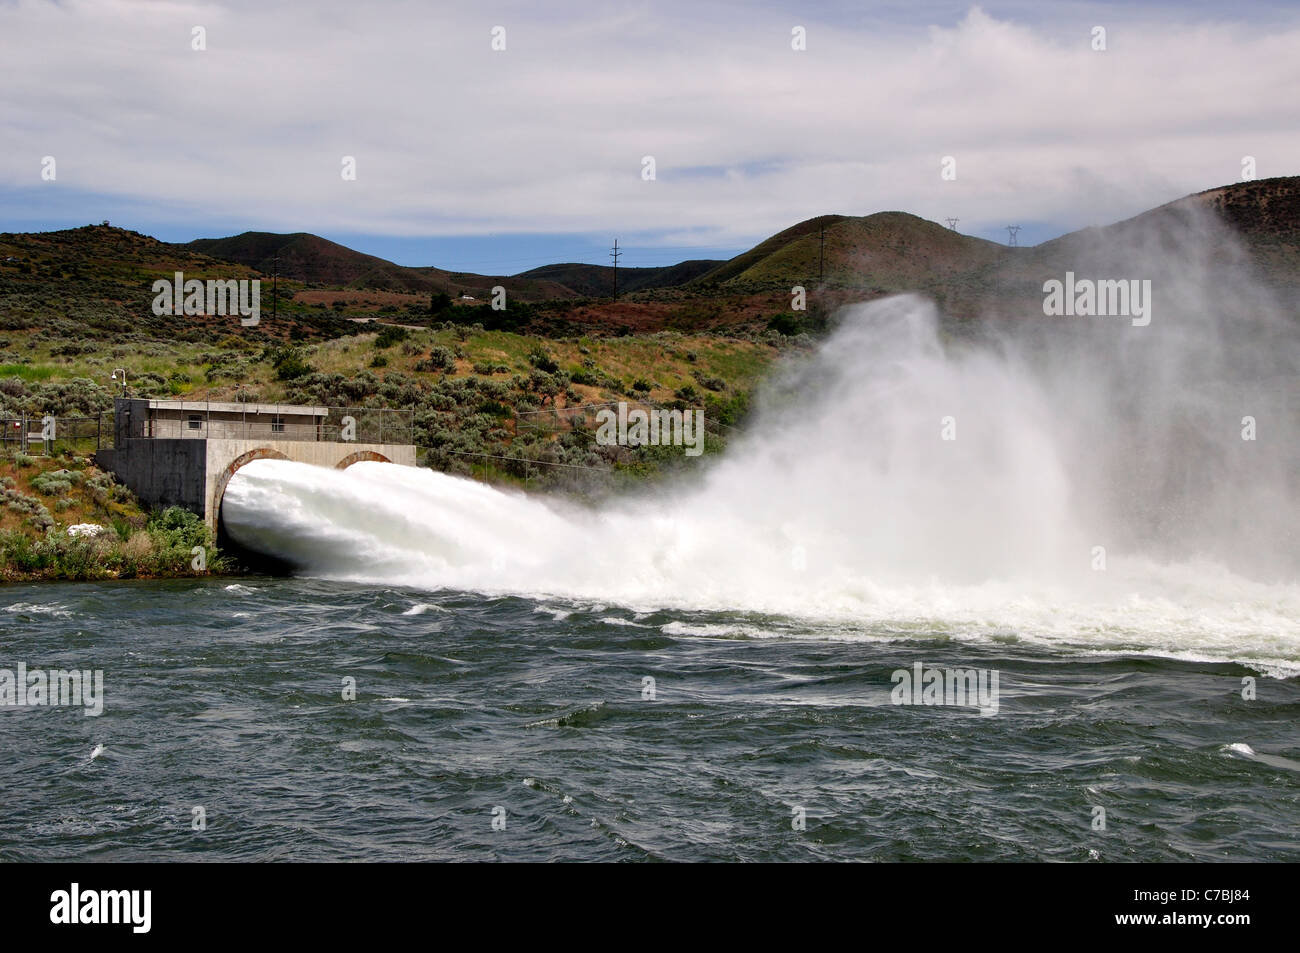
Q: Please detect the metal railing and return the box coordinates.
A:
[128,405,415,446]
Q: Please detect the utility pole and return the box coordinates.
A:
[819,224,825,285]
[610,239,622,299]
[271,254,279,322]
[946,218,959,231]
[1005,226,1020,248]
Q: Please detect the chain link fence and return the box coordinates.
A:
[0,413,112,457]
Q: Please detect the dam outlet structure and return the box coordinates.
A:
[99,398,417,533]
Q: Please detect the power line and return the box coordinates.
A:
[610,239,622,299]
[819,224,825,285]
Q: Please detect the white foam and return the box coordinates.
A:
[221,292,1300,675]
[4,602,73,618]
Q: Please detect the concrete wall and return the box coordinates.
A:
[111,437,208,515]
[115,398,152,442]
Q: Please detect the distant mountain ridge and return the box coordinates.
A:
[183,231,728,301]
[515,259,724,297]
[183,231,576,302]
[180,176,1300,303]
[2,175,1295,337]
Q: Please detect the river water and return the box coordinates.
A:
[2,577,1298,861]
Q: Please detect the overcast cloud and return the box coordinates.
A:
[2,0,1298,258]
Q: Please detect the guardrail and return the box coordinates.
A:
[127,406,415,446]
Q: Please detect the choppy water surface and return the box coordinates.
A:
[2,578,1297,862]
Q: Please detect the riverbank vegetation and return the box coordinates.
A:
[0,451,223,581]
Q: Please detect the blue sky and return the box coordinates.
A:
[2,0,1298,273]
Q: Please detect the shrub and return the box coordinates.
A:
[693,372,726,392]
[30,471,73,496]
[528,350,559,374]
[767,312,805,336]
[149,506,211,551]
[374,325,409,349]
[415,346,456,373]
[269,346,312,381]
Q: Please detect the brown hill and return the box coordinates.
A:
[185,232,576,302]
[516,259,723,297]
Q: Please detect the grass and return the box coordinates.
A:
[0,363,57,381]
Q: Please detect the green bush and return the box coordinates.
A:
[30,473,71,496]
[149,506,211,551]
[374,325,409,349]
[528,349,559,374]
[269,346,312,381]
[415,346,455,373]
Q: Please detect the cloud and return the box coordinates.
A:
[1,0,1298,248]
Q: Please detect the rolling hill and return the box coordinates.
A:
[2,175,1296,345]
[184,232,577,302]
[180,176,1300,311]
[515,259,723,297]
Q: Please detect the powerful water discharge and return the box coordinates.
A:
[222,210,1300,677]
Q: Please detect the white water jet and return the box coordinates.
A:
[222,210,1299,671]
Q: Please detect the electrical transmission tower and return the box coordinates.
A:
[610,239,622,299]
[1005,225,1021,247]
[945,218,959,231]
[819,224,825,285]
